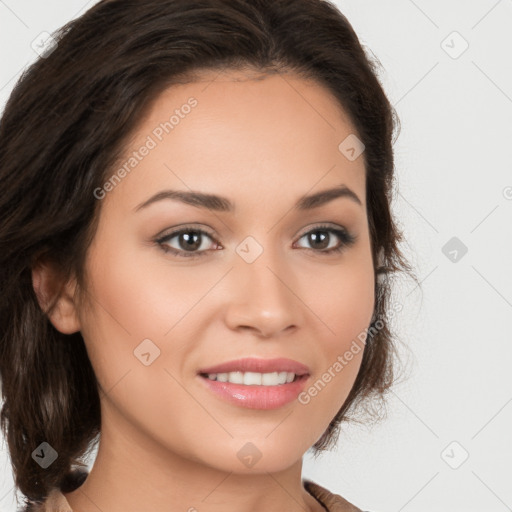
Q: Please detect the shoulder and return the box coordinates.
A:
[20,468,88,512]
[303,478,372,512]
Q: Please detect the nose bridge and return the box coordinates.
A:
[237,235,292,305]
[224,234,300,336]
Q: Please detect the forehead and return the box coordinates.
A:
[102,69,366,214]
[147,68,357,140]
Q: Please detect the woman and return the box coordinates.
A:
[0,1,414,511]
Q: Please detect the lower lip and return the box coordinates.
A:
[198,374,309,410]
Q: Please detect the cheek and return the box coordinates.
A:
[76,251,195,436]
[76,237,163,389]
[302,252,375,346]
[297,252,374,414]
[77,233,218,390]
[81,232,192,338]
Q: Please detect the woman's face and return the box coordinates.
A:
[71,70,374,472]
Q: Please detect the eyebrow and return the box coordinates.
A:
[133,184,362,213]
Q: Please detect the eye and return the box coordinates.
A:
[155,223,356,259]
[294,224,357,255]
[156,226,220,258]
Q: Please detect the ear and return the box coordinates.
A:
[32,259,81,334]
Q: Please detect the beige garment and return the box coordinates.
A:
[27,477,366,512]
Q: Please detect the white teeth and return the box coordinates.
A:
[244,372,262,385]
[229,371,244,384]
[205,371,297,385]
[261,372,279,385]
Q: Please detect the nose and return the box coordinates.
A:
[223,244,302,338]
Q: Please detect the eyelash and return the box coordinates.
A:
[155,224,357,259]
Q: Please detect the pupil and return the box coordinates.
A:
[181,232,201,251]
[310,230,328,249]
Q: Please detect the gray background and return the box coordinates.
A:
[1,1,511,511]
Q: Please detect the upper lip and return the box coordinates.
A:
[198,357,310,376]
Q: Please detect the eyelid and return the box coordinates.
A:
[295,221,346,238]
[154,222,217,240]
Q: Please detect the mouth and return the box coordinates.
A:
[196,358,311,410]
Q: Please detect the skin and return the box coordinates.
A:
[33,69,375,512]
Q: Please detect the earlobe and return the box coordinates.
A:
[31,260,81,334]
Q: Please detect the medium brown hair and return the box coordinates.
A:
[0,0,415,506]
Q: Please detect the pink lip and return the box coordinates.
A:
[197,357,311,410]
[197,357,310,376]
[198,374,309,410]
